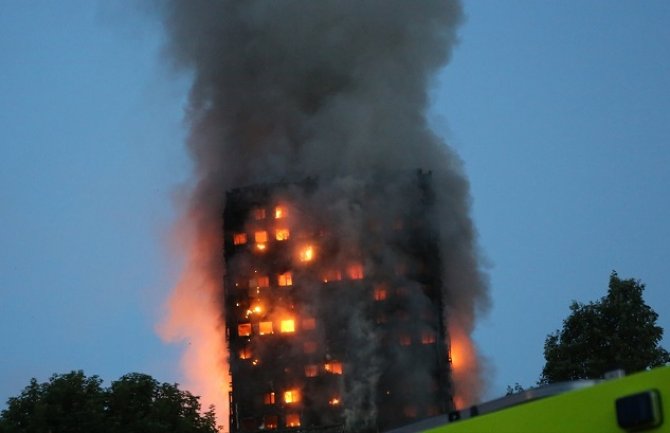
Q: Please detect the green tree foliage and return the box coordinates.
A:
[0,371,217,433]
[540,272,670,384]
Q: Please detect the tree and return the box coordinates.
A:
[0,371,217,433]
[540,271,670,384]
[505,383,525,396]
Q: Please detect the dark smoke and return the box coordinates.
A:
[155,0,489,428]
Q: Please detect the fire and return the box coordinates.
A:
[347,263,364,280]
[255,231,268,251]
[304,364,318,377]
[284,389,300,404]
[274,206,287,219]
[324,361,343,374]
[237,323,252,336]
[447,318,482,408]
[157,211,228,428]
[285,413,300,427]
[245,304,263,317]
[298,244,315,262]
[329,397,341,406]
[277,272,292,286]
[280,318,295,333]
[259,321,273,335]
[275,228,290,241]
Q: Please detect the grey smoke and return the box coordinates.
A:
[155,0,489,426]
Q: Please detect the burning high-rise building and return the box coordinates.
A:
[154,1,489,430]
[224,172,452,433]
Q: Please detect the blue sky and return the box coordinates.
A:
[1,1,669,408]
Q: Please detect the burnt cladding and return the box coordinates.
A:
[223,171,453,433]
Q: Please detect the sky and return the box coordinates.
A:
[1,0,669,410]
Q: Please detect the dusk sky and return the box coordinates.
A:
[1,0,669,413]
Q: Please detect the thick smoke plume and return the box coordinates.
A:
[155,0,489,429]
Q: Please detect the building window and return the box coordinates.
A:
[285,413,300,428]
[284,389,300,404]
[238,323,252,337]
[427,405,440,417]
[322,269,342,283]
[239,346,252,359]
[278,272,292,286]
[274,206,287,219]
[233,233,247,245]
[255,231,268,243]
[280,319,295,333]
[259,321,273,335]
[373,285,388,301]
[302,317,316,330]
[252,208,266,220]
[263,415,278,430]
[399,333,412,346]
[324,361,343,375]
[298,244,315,262]
[275,228,290,241]
[304,364,318,377]
[249,276,269,288]
[328,397,341,406]
[303,341,317,354]
[241,418,257,431]
[421,331,436,345]
[263,392,275,405]
[347,263,364,280]
[403,405,418,418]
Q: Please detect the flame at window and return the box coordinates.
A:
[324,361,343,375]
[255,231,268,251]
[347,263,364,280]
[274,206,287,219]
[259,321,273,335]
[233,233,247,245]
[249,276,269,288]
[421,331,436,344]
[304,364,318,377]
[278,272,292,286]
[374,284,388,301]
[264,392,275,405]
[280,319,295,333]
[322,269,342,283]
[285,413,300,427]
[298,245,315,262]
[284,389,300,404]
[239,346,252,359]
[263,415,278,430]
[328,397,341,406]
[275,228,290,241]
[237,323,251,337]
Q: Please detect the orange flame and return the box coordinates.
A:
[447,316,482,408]
[158,212,228,430]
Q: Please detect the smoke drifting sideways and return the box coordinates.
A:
[153,0,489,427]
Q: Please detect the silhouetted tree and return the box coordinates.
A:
[540,272,670,384]
[0,371,217,433]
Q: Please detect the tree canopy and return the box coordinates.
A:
[0,371,218,433]
[540,271,670,384]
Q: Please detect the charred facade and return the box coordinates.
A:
[224,171,453,433]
